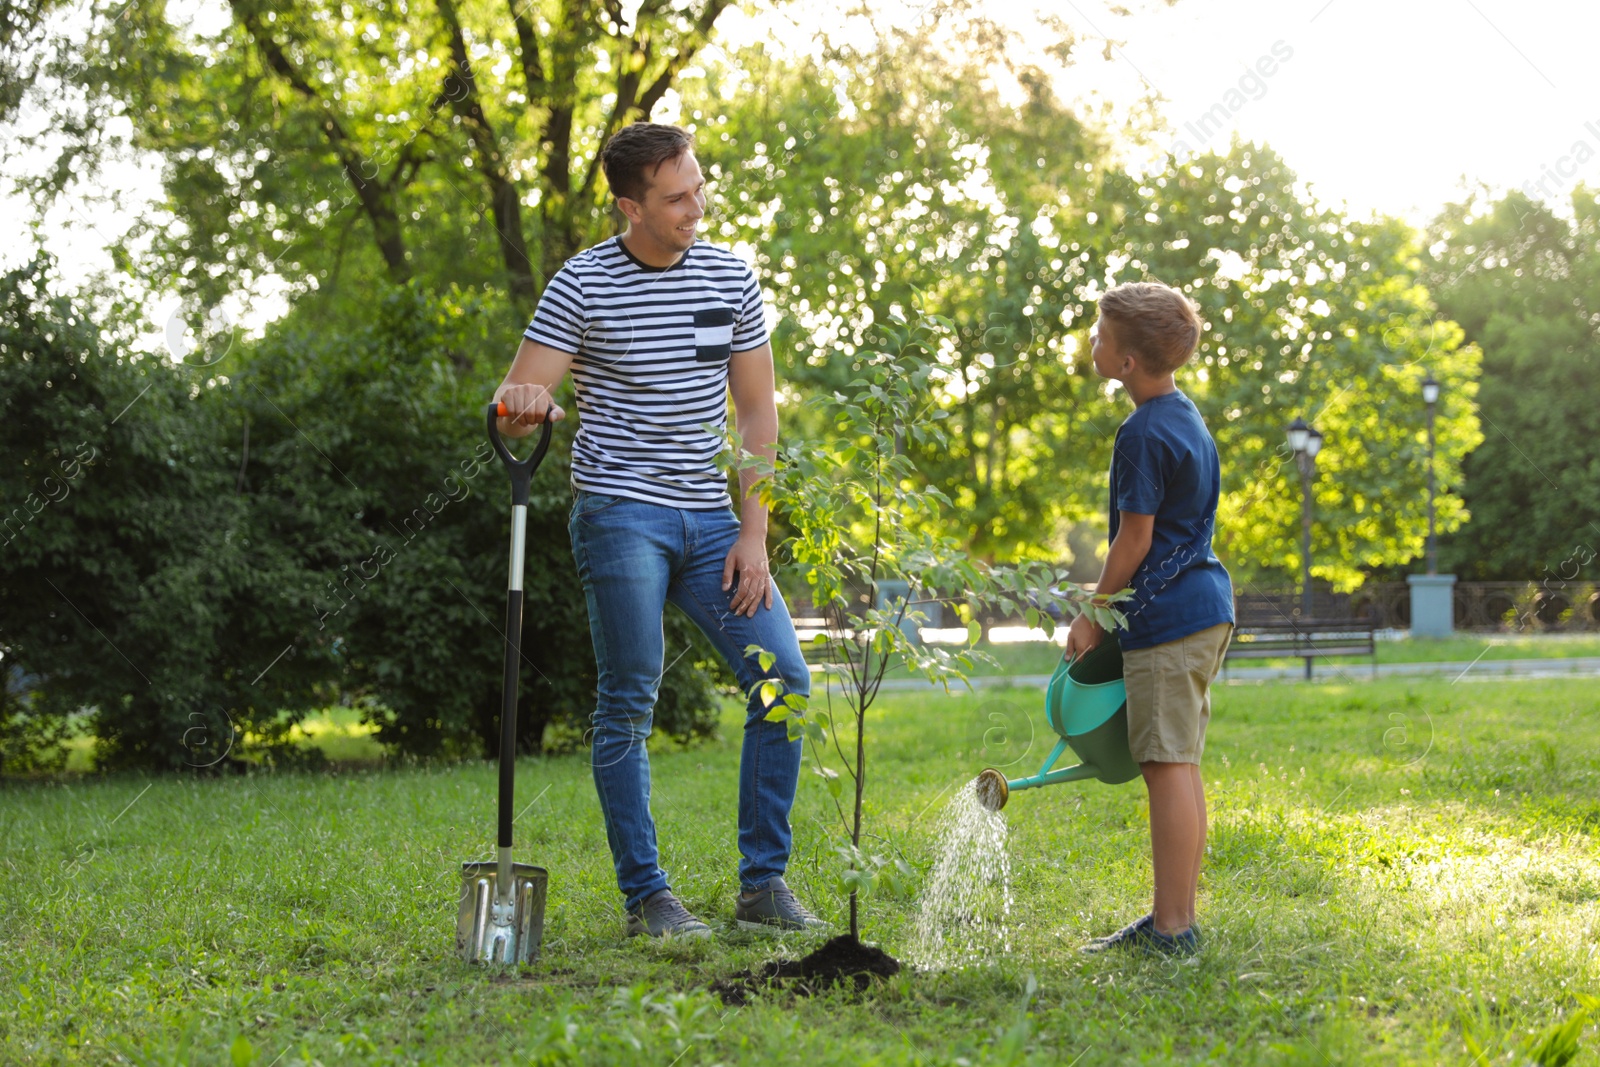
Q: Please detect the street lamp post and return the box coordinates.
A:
[1422,373,1439,575]
[1287,416,1323,679]
[1408,374,1456,637]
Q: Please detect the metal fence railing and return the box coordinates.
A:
[1234,581,1600,632]
[790,580,1600,636]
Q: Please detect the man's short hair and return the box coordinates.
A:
[1098,281,1203,374]
[600,122,695,203]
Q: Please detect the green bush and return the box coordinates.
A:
[0,681,72,776]
[0,258,723,772]
[0,256,269,772]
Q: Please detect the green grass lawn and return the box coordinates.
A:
[51,633,1600,773]
[5,676,1599,1065]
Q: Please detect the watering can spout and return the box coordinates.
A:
[975,768,1009,811]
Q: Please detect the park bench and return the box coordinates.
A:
[792,617,841,670]
[1224,617,1378,680]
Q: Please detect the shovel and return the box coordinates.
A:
[455,402,553,965]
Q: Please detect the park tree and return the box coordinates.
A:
[1420,187,1600,581]
[0,0,743,769]
[212,280,727,761]
[1073,142,1483,593]
[0,255,337,771]
[0,1,60,113]
[687,20,1124,563]
[695,29,1482,591]
[728,314,1112,944]
[6,0,737,320]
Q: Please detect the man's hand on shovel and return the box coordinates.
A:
[494,383,565,437]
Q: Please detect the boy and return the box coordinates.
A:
[1067,280,1235,956]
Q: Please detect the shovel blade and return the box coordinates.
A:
[456,860,548,965]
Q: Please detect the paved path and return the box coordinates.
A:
[870,656,1600,691]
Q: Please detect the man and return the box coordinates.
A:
[492,122,823,939]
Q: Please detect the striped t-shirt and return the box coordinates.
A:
[524,237,768,509]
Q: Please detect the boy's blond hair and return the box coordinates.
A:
[1098,281,1203,374]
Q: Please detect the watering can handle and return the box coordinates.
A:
[1061,626,1111,667]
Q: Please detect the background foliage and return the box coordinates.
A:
[1,0,1575,771]
[0,258,724,771]
[1422,188,1600,580]
[1112,144,1482,591]
[690,30,1481,589]
[24,0,733,317]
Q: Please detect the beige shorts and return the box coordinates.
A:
[1122,622,1233,765]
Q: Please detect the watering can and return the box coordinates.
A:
[975,634,1139,811]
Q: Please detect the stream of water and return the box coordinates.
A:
[908,779,1014,969]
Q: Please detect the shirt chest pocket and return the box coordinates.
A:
[693,306,734,363]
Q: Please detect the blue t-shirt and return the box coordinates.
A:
[1107,390,1234,650]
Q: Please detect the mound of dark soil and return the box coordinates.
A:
[713,935,901,1005]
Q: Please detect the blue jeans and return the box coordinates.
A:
[568,490,810,912]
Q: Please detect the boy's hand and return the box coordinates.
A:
[1064,610,1105,660]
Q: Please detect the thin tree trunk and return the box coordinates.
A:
[231,0,736,300]
[230,1,412,283]
[850,692,865,940]
[357,188,411,284]
[536,0,584,278]
[436,0,538,307]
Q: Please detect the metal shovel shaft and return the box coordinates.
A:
[497,500,527,905]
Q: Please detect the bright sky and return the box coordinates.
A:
[735,0,1600,225]
[1055,0,1600,224]
[4,0,1598,336]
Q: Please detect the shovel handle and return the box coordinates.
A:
[486,402,556,856]
[486,402,554,507]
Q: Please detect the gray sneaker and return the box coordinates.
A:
[625,889,713,940]
[735,875,829,933]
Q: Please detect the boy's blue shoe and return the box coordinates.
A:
[1080,913,1200,957]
